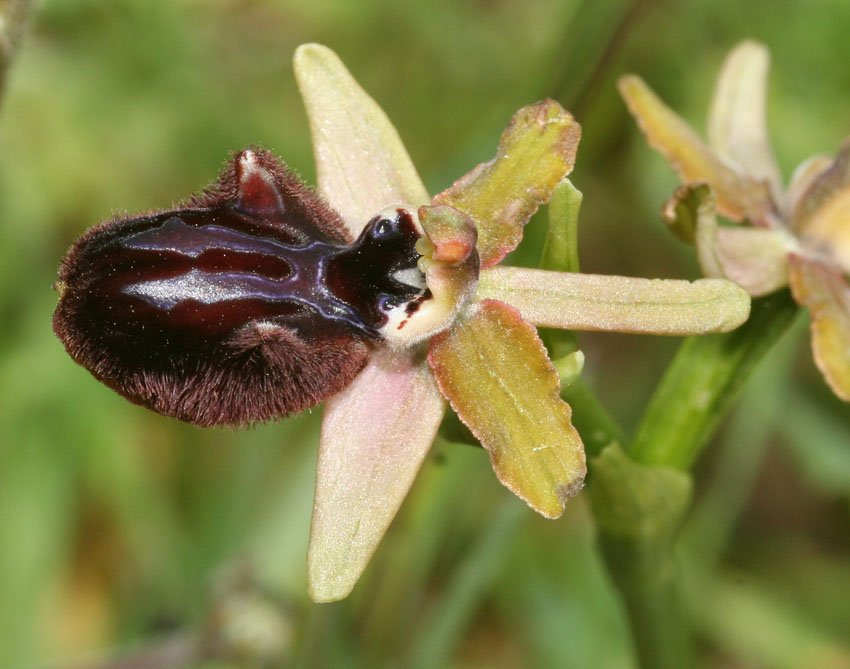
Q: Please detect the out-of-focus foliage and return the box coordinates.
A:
[1,0,849,666]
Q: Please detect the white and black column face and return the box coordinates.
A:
[53,149,427,427]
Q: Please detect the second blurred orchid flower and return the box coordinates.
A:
[295,44,750,602]
[620,40,850,401]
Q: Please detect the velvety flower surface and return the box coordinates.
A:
[620,40,850,400]
[295,44,751,602]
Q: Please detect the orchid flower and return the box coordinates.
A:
[620,40,850,401]
[294,44,750,602]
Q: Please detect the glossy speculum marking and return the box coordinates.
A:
[53,149,427,426]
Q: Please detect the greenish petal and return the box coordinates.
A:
[427,299,586,518]
[433,100,581,268]
[476,266,751,334]
[708,40,783,204]
[309,349,445,602]
[788,255,850,401]
[294,43,430,240]
[619,75,775,226]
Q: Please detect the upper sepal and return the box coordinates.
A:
[294,43,430,240]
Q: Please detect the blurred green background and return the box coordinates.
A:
[1,0,850,666]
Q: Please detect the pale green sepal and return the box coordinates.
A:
[309,349,445,602]
[708,40,783,203]
[294,43,430,240]
[589,442,692,565]
[619,74,775,227]
[427,300,586,518]
[434,100,581,268]
[477,266,751,334]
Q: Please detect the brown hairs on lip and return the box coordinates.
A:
[53,148,373,427]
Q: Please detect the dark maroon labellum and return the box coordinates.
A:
[53,149,425,426]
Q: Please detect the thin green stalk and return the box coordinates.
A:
[630,290,800,469]
[564,379,627,457]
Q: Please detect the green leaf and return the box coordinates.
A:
[427,299,586,518]
[539,178,583,358]
[540,178,583,273]
[589,443,692,551]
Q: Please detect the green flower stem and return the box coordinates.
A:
[629,289,800,469]
[563,379,627,457]
[591,289,800,669]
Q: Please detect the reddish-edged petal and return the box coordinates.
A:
[428,300,586,518]
[294,44,430,240]
[476,267,750,334]
[619,75,775,226]
[788,255,850,401]
[708,40,783,205]
[309,349,445,602]
[433,100,581,268]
